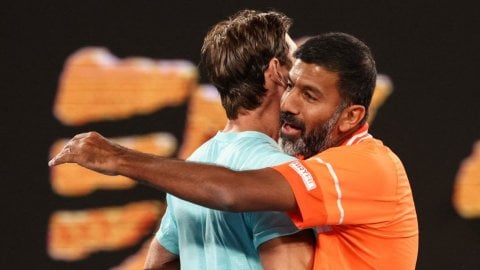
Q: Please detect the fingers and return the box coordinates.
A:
[48,154,63,167]
[48,143,74,167]
[48,132,95,167]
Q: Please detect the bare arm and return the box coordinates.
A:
[144,239,180,270]
[48,132,298,212]
[259,230,315,270]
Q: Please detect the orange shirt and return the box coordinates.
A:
[272,124,418,270]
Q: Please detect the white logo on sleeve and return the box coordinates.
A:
[288,161,317,191]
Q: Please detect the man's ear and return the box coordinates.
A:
[264,58,286,88]
[338,105,366,132]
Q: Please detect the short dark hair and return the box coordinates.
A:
[201,9,292,119]
[294,32,377,124]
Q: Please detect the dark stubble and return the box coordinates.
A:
[279,105,344,159]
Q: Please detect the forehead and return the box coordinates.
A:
[289,60,340,91]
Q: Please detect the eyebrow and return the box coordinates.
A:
[288,73,322,95]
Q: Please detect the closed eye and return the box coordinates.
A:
[303,90,317,101]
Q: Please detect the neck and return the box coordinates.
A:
[222,91,282,141]
[223,113,280,140]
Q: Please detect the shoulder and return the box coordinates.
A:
[317,138,391,163]
[186,136,221,162]
[304,138,404,181]
[219,132,296,168]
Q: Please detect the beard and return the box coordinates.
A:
[279,109,342,159]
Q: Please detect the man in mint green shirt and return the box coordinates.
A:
[145,10,314,269]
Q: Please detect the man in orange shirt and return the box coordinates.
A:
[50,32,418,269]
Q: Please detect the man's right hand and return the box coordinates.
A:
[48,131,127,176]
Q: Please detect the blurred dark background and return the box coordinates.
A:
[3,0,479,269]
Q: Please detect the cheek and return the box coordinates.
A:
[303,110,328,133]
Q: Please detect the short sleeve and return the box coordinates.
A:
[272,144,401,228]
[156,196,180,255]
[272,160,329,228]
[246,211,302,249]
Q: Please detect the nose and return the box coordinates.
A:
[281,88,300,115]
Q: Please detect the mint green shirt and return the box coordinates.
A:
[156,131,298,269]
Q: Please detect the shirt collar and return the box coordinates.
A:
[340,123,372,146]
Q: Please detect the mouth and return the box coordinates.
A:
[280,112,305,138]
[281,121,303,138]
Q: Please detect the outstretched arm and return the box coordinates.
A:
[48,132,298,212]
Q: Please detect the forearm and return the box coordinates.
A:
[48,132,297,212]
[117,148,296,212]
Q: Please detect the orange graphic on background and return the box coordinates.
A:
[368,74,393,124]
[53,47,197,126]
[453,141,480,218]
[48,201,165,261]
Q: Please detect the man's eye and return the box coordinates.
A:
[303,91,316,101]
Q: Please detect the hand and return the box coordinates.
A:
[48,132,126,176]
